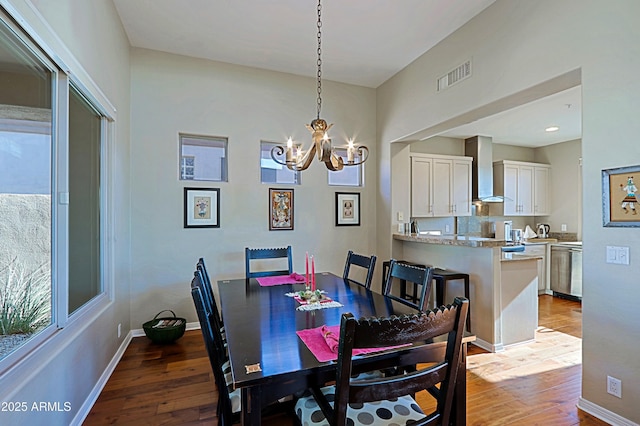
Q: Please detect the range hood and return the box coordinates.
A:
[464,135,504,202]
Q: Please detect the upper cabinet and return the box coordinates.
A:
[411,154,472,217]
[493,160,550,216]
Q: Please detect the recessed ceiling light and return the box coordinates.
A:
[545,126,559,132]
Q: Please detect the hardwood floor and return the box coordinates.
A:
[85,295,607,425]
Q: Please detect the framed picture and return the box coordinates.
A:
[184,187,220,228]
[269,188,294,230]
[602,165,640,227]
[335,192,360,226]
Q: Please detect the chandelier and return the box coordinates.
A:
[271,0,369,171]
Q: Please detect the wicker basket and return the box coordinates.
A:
[143,310,186,344]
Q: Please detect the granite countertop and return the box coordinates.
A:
[393,233,507,248]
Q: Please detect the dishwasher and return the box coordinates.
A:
[550,242,582,300]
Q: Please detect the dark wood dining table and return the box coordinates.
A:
[217,272,474,426]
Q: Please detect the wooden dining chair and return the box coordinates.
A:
[383,259,434,311]
[294,297,469,426]
[196,258,224,331]
[190,275,239,426]
[342,250,377,289]
[245,245,293,278]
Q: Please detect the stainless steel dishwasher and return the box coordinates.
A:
[550,242,582,300]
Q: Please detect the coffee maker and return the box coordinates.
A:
[536,223,550,239]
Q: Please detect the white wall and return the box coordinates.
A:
[535,139,582,237]
[129,48,377,328]
[377,0,640,422]
[0,0,131,424]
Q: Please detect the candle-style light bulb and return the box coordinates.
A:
[347,139,354,163]
[285,137,293,163]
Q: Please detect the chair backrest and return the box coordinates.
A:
[342,250,377,289]
[190,274,233,424]
[383,259,433,311]
[245,246,293,278]
[196,257,223,329]
[333,297,469,426]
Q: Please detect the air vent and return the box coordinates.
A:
[437,60,471,91]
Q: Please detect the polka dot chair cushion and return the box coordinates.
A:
[221,360,241,413]
[295,385,425,425]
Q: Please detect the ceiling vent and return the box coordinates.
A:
[437,60,471,91]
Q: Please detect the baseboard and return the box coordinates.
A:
[70,331,134,426]
[471,337,504,353]
[578,397,639,426]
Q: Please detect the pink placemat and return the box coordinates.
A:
[297,325,410,363]
[256,273,306,287]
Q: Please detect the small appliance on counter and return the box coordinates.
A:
[537,223,550,239]
[495,220,513,243]
[511,228,523,245]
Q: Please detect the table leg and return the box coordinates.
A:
[241,387,262,426]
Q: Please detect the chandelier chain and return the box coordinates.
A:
[316,0,322,120]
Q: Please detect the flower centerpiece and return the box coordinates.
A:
[298,289,324,304]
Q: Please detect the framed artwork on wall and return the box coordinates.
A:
[184,187,220,228]
[269,188,294,230]
[335,192,360,226]
[602,165,640,227]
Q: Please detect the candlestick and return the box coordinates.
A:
[305,252,309,289]
[311,256,316,291]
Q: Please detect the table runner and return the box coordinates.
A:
[256,273,306,286]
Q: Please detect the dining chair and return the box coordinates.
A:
[190,275,239,426]
[196,258,224,331]
[383,259,433,311]
[294,297,470,426]
[245,245,293,278]
[342,250,377,289]
[192,270,294,424]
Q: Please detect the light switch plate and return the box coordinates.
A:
[397,211,404,221]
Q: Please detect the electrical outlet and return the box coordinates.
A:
[397,211,404,221]
[445,225,450,233]
[607,375,622,398]
[561,224,567,232]
[118,323,122,338]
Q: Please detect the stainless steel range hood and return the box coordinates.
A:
[464,135,504,202]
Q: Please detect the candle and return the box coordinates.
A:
[311,256,316,291]
[347,139,354,163]
[305,252,309,288]
[286,137,293,163]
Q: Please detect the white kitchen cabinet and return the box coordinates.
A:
[493,160,550,216]
[410,156,433,217]
[411,154,472,217]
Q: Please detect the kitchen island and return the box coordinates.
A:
[393,233,541,352]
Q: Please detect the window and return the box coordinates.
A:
[328,148,363,186]
[68,85,103,314]
[0,9,110,367]
[260,141,300,185]
[179,134,228,182]
[0,13,54,362]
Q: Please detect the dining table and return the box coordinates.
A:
[216,272,475,426]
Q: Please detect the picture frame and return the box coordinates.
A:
[602,165,640,227]
[269,188,294,231]
[184,187,220,228]
[335,192,361,226]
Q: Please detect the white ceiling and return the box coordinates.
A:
[440,86,582,147]
[112,0,582,147]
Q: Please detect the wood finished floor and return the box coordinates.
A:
[85,295,608,425]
